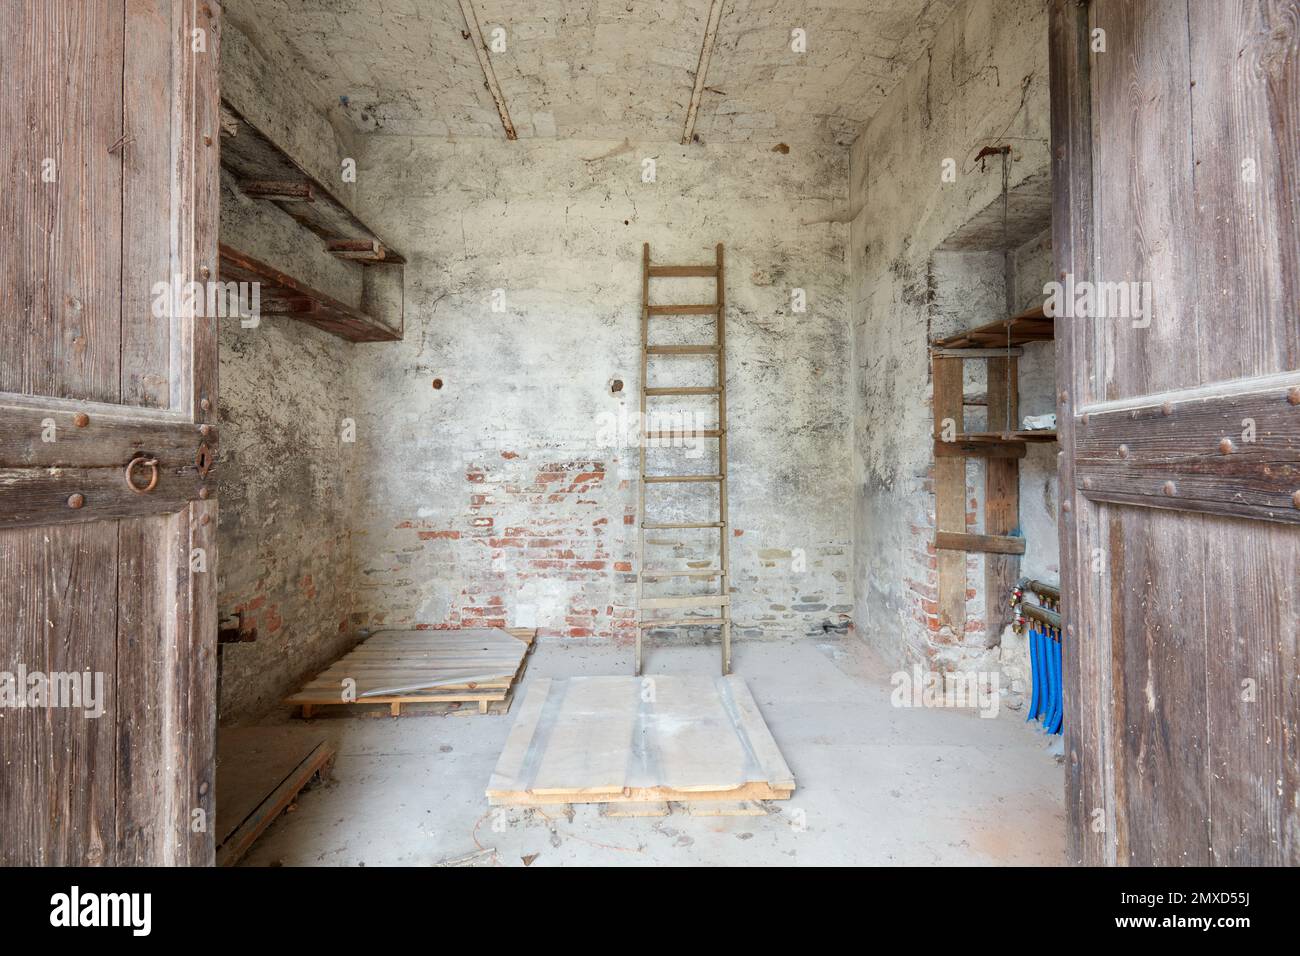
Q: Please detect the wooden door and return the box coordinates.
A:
[1050,0,1299,865]
[0,1,220,865]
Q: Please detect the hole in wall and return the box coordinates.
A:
[610,379,623,394]
[432,378,444,390]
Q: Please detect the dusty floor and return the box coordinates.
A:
[231,636,1066,866]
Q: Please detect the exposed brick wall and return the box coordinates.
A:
[347,137,853,643]
[356,452,639,640]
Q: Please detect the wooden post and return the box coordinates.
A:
[932,356,966,632]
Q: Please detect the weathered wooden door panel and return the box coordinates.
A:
[0,1,220,865]
[1051,0,1299,866]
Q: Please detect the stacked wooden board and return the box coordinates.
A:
[285,627,535,717]
[487,675,794,806]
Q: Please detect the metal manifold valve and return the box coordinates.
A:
[1010,579,1062,736]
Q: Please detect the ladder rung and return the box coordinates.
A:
[640,595,729,609]
[637,617,726,628]
[644,387,721,396]
[643,429,723,440]
[648,265,717,278]
[640,569,725,579]
[642,475,724,483]
[648,304,718,315]
[642,521,725,530]
[646,344,719,355]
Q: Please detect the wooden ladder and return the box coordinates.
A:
[636,243,732,676]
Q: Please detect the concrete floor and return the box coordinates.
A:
[232,636,1066,866]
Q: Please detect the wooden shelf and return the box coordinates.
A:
[931,304,1053,350]
[219,245,400,343]
[219,101,404,266]
[955,430,1058,443]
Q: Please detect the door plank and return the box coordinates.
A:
[0,523,118,865]
[1188,0,1300,383]
[121,0,176,408]
[0,1,126,402]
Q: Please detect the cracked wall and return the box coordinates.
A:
[849,0,1052,677]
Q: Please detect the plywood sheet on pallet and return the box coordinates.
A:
[284,627,534,715]
[487,675,794,806]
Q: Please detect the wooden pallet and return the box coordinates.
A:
[285,627,536,718]
[487,675,794,806]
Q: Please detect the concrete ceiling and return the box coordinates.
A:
[228,0,959,146]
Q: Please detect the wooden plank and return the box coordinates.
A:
[239,179,314,201]
[645,344,719,354]
[935,531,1025,555]
[219,244,399,343]
[932,347,1024,358]
[601,802,671,817]
[1187,0,1300,386]
[640,569,724,579]
[326,238,391,262]
[1076,372,1300,524]
[0,395,215,469]
[984,355,1021,637]
[0,1,125,403]
[932,355,966,631]
[115,512,174,863]
[642,521,725,529]
[719,674,795,789]
[1186,0,1299,865]
[639,594,729,609]
[647,265,717,277]
[1203,517,1300,863]
[643,429,723,440]
[637,617,726,628]
[1092,0,1209,866]
[647,304,718,316]
[1108,507,1210,865]
[933,438,1027,459]
[1049,0,1105,866]
[215,739,334,867]
[934,438,1027,459]
[0,523,118,865]
[0,463,209,529]
[645,386,721,396]
[121,0,174,409]
[487,676,793,805]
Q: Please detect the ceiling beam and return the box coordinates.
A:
[457,0,517,141]
[680,0,728,145]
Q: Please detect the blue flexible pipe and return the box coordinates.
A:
[1026,623,1040,722]
[1047,635,1064,735]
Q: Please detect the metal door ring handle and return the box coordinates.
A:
[125,456,160,494]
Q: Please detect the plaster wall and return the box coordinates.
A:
[848,0,1052,675]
